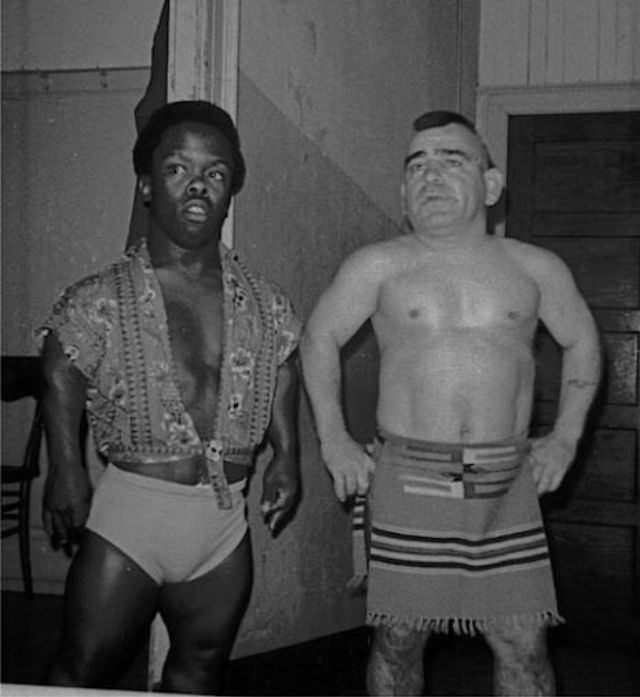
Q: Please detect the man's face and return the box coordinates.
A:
[401,123,501,235]
[141,121,235,250]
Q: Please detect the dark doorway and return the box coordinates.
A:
[506,111,640,645]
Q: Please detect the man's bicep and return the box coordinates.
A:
[41,332,88,427]
[537,257,597,349]
[306,257,380,347]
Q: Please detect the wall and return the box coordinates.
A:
[479,0,640,87]
[1,0,480,655]
[1,0,164,592]
[232,0,479,654]
[476,0,639,236]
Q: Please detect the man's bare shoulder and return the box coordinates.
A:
[339,236,412,276]
[500,236,571,280]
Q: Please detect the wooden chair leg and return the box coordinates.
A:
[18,479,33,598]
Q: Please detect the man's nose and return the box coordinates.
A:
[423,161,444,180]
[187,175,207,195]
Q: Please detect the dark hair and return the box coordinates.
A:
[133,100,246,195]
[411,110,494,168]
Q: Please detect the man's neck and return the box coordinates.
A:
[411,222,489,254]
[147,235,222,279]
[147,235,220,270]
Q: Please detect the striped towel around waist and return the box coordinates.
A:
[376,429,531,500]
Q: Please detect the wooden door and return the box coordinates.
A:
[506,112,639,644]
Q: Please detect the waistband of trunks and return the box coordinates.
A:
[107,463,247,496]
[376,428,530,464]
[223,448,254,466]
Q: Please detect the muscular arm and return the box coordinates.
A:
[41,332,92,553]
[261,352,301,536]
[528,248,602,493]
[300,247,385,501]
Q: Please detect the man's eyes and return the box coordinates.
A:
[408,157,465,174]
[164,163,227,181]
[166,163,186,175]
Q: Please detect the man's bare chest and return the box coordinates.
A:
[378,257,540,329]
[160,275,224,369]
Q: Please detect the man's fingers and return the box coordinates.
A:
[356,472,371,496]
[49,514,69,549]
[365,454,376,474]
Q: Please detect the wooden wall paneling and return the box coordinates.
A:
[548,521,635,611]
[570,429,637,502]
[545,0,565,84]
[563,0,599,83]
[598,0,619,81]
[532,212,640,237]
[479,0,530,86]
[538,238,639,308]
[615,0,636,81]
[528,0,548,85]
[480,0,640,88]
[634,0,640,79]
[602,334,639,405]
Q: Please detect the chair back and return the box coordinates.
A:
[2,355,45,479]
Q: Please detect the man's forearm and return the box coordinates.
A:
[553,337,602,445]
[268,354,300,459]
[41,333,89,475]
[300,332,351,447]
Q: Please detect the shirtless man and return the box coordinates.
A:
[39,101,301,694]
[301,110,601,696]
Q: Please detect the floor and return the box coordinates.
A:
[2,591,639,695]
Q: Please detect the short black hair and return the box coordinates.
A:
[133,100,246,195]
[411,110,494,168]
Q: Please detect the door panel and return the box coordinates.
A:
[507,111,640,644]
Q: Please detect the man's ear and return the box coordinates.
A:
[138,176,152,206]
[483,167,504,207]
[400,181,407,217]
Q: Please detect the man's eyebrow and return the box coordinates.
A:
[404,150,426,168]
[162,150,231,166]
[404,148,475,168]
[437,148,474,160]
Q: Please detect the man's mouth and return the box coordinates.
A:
[183,199,210,222]
[422,192,449,203]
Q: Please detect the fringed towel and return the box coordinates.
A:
[348,495,368,593]
[363,429,562,635]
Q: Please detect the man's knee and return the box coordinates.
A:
[372,622,429,662]
[162,643,227,694]
[48,642,110,687]
[483,615,549,661]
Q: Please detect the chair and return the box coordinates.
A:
[2,355,45,597]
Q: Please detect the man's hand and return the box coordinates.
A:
[527,432,577,495]
[260,454,301,537]
[42,468,92,556]
[321,436,375,503]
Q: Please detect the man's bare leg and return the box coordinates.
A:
[483,616,555,696]
[48,531,160,687]
[159,533,253,694]
[366,622,429,696]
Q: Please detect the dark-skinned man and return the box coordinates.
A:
[39,100,301,695]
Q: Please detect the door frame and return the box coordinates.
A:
[167,0,240,246]
[476,83,640,237]
[148,3,241,687]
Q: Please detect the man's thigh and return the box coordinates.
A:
[159,532,253,653]
[60,531,161,668]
